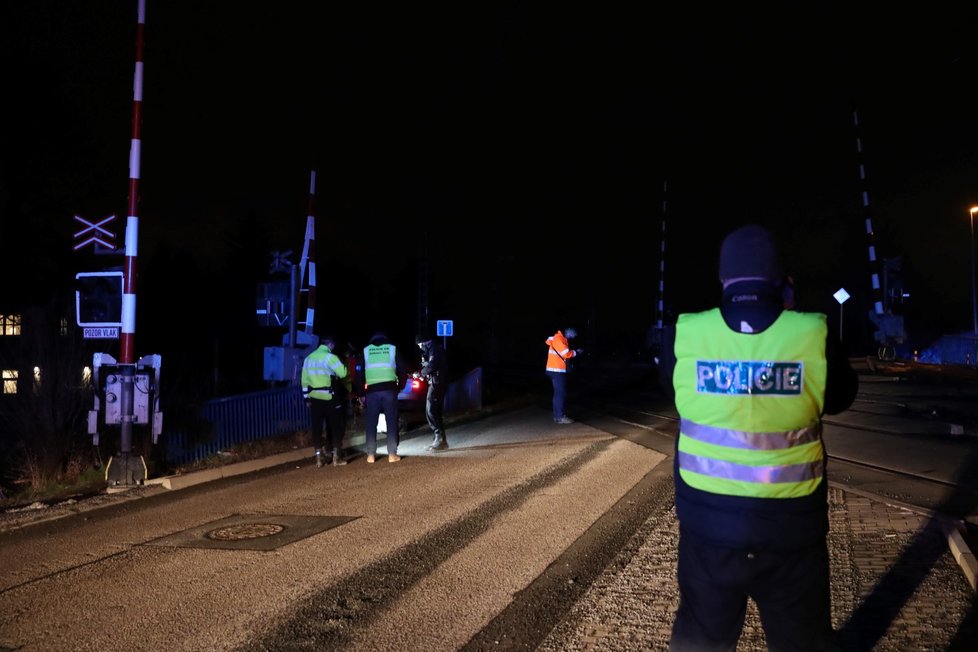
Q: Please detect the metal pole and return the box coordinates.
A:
[108,0,146,487]
[288,263,297,347]
[970,208,977,336]
[656,180,667,329]
[120,0,146,451]
[121,0,145,369]
[298,170,317,336]
[853,109,885,317]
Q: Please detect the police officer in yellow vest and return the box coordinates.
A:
[668,225,857,651]
[301,334,350,467]
[363,331,409,463]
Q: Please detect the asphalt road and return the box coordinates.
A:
[0,405,665,651]
[2,360,977,651]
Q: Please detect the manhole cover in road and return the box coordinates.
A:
[207,523,285,540]
[144,514,358,551]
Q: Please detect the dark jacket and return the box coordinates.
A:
[340,344,364,399]
[418,339,447,384]
[662,280,859,550]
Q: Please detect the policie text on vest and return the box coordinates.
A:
[696,360,803,395]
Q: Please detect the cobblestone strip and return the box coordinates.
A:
[836,492,975,651]
[537,486,975,651]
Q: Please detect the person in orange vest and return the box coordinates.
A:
[545,327,582,424]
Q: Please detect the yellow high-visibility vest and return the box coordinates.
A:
[363,343,397,386]
[301,345,348,401]
[673,308,828,499]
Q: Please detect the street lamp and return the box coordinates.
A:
[970,206,978,336]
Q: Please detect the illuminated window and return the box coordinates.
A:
[0,314,21,336]
[33,366,41,390]
[60,317,68,337]
[2,369,17,394]
[82,366,93,385]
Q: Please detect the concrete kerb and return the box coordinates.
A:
[146,430,391,491]
[145,447,314,491]
[145,400,530,492]
[945,521,978,590]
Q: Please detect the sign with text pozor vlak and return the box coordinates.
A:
[76,272,123,338]
[82,326,120,339]
[436,320,454,337]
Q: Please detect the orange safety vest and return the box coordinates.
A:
[545,330,577,373]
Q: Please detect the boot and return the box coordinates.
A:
[331,448,347,466]
[426,433,448,452]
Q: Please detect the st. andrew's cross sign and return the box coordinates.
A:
[73,214,118,251]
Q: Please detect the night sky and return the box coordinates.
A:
[3,1,978,383]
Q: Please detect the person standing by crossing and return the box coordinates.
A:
[363,331,409,463]
[301,334,350,467]
[545,327,582,424]
[416,333,449,451]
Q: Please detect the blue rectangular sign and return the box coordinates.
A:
[436,320,454,337]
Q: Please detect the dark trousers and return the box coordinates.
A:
[425,381,446,437]
[547,371,567,420]
[364,389,399,456]
[309,398,344,452]
[670,535,835,652]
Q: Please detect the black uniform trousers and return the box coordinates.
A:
[308,397,344,452]
[425,380,446,436]
[670,534,835,652]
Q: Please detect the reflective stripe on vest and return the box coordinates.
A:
[364,344,397,385]
[678,417,824,495]
[680,419,821,450]
[301,348,346,401]
[673,308,828,499]
[545,331,573,373]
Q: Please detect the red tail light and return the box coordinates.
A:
[411,378,423,391]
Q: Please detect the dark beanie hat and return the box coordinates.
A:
[718,224,784,282]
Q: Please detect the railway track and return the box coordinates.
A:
[576,378,978,529]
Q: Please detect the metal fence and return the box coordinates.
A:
[445,367,482,413]
[164,386,308,467]
[163,367,483,467]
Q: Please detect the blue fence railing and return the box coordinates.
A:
[163,368,484,467]
[164,386,309,467]
[444,367,482,413]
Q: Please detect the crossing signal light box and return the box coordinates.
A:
[76,272,123,327]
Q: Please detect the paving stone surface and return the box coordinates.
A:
[538,486,976,651]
